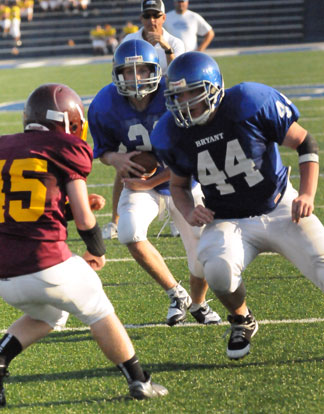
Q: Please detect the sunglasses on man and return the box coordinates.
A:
[142,12,163,19]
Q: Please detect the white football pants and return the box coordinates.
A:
[0,255,114,329]
[117,183,205,278]
[198,181,324,295]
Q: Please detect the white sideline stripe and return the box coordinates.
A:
[127,318,324,328]
[88,174,324,190]
[106,256,187,262]
[2,318,324,334]
[95,205,324,219]
[87,183,113,187]
[105,252,279,262]
[93,207,324,215]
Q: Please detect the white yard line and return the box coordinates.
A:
[125,318,324,328]
[2,318,324,334]
[105,256,187,262]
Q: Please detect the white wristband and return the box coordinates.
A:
[298,153,319,164]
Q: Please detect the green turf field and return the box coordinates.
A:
[1,50,324,413]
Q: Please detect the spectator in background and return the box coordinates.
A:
[164,0,214,51]
[9,0,22,46]
[119,20,139,42]
[38,0,49,11]
[77,0,89,17]
[39,0,61,12]
[18,0,34,21]
[90,24,107,55]
[61,0,76,13]
[122,0,184,75]
[103,0,185,240]
[104,23,118,54]
[0,2,11,37]
[90,24,118,56]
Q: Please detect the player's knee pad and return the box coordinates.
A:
[188,258,204,279]
[117,220,147,244]
[117,224,135,244]
[203,257,240,295]
[117,226,140,244]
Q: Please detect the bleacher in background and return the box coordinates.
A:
[0,0,323,60]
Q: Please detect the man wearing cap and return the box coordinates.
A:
[122,0,185,75]
[164,0,215,52]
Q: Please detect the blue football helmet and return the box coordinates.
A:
[112,39,162,99]
[165,52,224,127]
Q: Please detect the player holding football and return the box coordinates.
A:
[103,0,185,241]
[151,51,324,360]
[0,83,168,407]
[88,39,222,326]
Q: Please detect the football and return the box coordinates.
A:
[130,151,158,179]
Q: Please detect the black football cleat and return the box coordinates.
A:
[226,310,258,359]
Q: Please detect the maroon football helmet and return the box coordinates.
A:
[23,83,88,140]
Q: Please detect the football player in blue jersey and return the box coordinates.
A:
[103,0,185,241]
[151,51,324,360]
[88,39,222,326]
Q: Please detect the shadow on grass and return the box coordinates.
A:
[6,394,135,410]
[38,326,166,345]
[6,353,324,387]
[4,355,324,408]
[38,330,92,344]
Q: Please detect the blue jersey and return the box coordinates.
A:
[88,78,169,194]
[151,82,300,218]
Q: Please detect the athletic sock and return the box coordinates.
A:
[190,301,207,312]
[117,354,146,383]
[0,334,23,366]
[166,283,186,299]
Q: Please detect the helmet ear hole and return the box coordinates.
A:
[23,83,85,139]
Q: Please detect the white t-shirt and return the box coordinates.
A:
[164,9,212,51]
[122,27,185,75]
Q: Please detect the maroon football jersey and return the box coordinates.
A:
[0,130,93,277]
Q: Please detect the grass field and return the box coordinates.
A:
[1,49,324,413]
